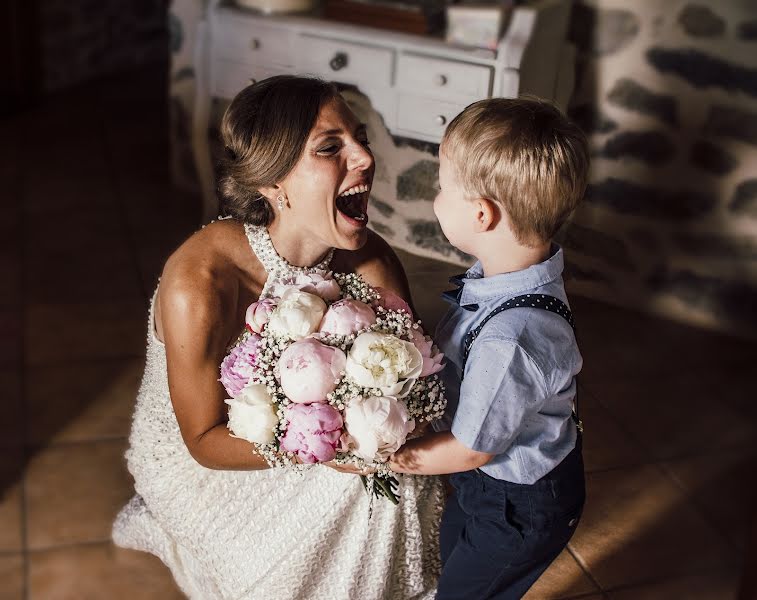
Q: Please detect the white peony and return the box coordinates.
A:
[266,288,327,340]
[345,331,423,397]
[225,383,278,444]
[343,395,415,462]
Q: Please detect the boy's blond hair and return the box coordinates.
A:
[442,96,589,247]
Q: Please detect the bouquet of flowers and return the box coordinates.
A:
[219,270,447,504]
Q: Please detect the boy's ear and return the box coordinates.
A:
[474,198,500,233]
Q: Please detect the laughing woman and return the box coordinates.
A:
[112,76,443,599]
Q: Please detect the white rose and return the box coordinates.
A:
[225,383,278,444]
[345,331,423,397]
[343,395,415,462]
[266,288,327,340]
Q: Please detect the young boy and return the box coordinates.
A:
[390,97,590,600]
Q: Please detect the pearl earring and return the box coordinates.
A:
[277,194,285,211]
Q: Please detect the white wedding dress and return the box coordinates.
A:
[113,223,444,600]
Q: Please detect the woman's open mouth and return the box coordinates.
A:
[336,184,370,227]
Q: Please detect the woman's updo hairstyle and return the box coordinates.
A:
[218,75,340,225]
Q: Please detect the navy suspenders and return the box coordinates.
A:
[460,293,583,433]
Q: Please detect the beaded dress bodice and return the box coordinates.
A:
[243,223,334,299]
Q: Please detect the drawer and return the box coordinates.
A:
[212,59,290,100]
[397,54,492,100]
[213,18,292,66]
[395,94,468,139]
[296,35,393,89]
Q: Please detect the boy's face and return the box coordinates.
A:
[434,150,477,255]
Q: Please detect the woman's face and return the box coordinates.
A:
[278,95,375,251]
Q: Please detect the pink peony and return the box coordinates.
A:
[245,298,277,334]
[409,328,445,377]
[268,271,342,303]
[279,403,343,463]
[219,333,263,397]
[319,299,377,336]
[374,287,413,316]
[278,337,347,403]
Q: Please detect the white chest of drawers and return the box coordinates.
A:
[191,0,574,220]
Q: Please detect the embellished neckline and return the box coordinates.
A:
[244,223,334,276]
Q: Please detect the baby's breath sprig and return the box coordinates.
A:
[403,375,447,422]
[333,272,380,304]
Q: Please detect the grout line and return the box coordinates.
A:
[25,537,121,555]
[567,545,604,595]
[18,123,30,600]
[24,352,146,371]
[24,436,129,452]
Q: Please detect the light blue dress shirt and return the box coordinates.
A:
[434,245,581,484]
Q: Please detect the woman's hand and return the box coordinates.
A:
[323,461,376,475]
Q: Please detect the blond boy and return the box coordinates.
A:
[390,97,590,600]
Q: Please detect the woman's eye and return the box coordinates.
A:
[317,144,340,155]
[359,138,371,147]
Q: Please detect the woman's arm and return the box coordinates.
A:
[159,258,270,471]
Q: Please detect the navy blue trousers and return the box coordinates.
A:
[437,439,585,600]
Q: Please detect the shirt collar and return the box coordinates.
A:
[450,245,564,309]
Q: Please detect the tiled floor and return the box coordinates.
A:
[2,64,755,600]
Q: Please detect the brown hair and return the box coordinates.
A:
[442,96,589,246]
[218,75,340,225]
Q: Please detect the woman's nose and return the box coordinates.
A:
[348,142,374,171]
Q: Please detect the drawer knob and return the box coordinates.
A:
[329,52,349,71]
[434,74,448,86]
[250,38,261,50]
[435,115,447,126]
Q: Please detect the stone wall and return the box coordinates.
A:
[166,1,757,339]
[38,0,168,92]
[563,0,757,338]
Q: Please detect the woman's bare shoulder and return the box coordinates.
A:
[157,220,251,328]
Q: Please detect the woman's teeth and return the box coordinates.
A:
[336,185,370,223]
[337,184,370,197]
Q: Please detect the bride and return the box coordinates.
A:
[113,75,443,599]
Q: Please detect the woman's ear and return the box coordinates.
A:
[257,184,282,201]
[473,198,500,233]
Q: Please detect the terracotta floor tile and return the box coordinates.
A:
[0,310,22,368]
[523,549,599,599]
[25,439,134,549]
[577,387,648,473]
[25,245,143,304]
[0,369,24,447]
[605,570,740,600]
[26,358,143,445]
[0,447,24,552]
[28,542,184,600]
[0,553,24,600]
[0,252,21,309]
[25,301,147,367]
[580,372,756,460]
[23,172,118,219]
[570,464,734,589]
[661,448,757,550]
[570,297,754,381]
[24,209,125,256]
